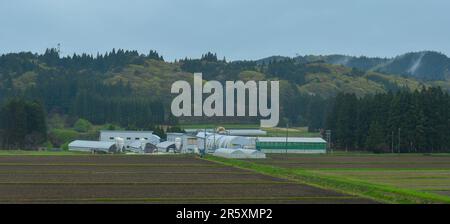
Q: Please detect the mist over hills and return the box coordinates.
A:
[274,51,450,81]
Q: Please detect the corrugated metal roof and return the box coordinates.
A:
[68,140,116,149]
[257,137,326,143]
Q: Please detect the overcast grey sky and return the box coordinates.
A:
[0,0,449,61]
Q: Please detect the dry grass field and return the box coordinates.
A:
[247,154,450,200]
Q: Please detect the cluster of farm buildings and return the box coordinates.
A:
[68,128,327,159]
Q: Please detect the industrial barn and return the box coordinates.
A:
[128,140,157,153]
[256,137,327,154]
[166,132,198,153]
[68,140,118,153]
[99,130,160,145]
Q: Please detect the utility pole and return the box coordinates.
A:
[213,126,216,151]
[202,127,206,157]
[398,128,401,153]
[285,121,289,155]
[326,130,332,154]
[391,131,394,153]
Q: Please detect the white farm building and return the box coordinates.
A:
[99,130,160,146]
[68,129,326,156]
[166,132,198,153]
[68,140,118,153]
[196,132,255,152]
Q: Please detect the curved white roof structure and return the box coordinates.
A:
[213,148,266,159]
[213,148,246,158]
[156,141,176,149]
[127,140,157,153]
[202,133,255,150]
[68,140,117,153]
[240,149,266,159]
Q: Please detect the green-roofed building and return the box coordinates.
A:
[256,137,327,154]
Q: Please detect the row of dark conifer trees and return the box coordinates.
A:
[326,87,450,152]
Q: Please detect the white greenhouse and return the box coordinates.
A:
[240,149,266,159]
[213,148,247,158]
[68,140,118,153]
[197,132,255,152]
[213,148,266,159]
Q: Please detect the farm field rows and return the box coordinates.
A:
[250,154,450,199]
[0,154,373,204]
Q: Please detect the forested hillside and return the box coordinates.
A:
[1,49,440,128]
[293,51,450,81]
[0,49,449,151]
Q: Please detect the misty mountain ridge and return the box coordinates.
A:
[276,51,450,81]
[1,49,450,104]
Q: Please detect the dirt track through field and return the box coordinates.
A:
[0,155,374,204]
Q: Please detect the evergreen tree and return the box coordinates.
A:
[0,99,47,149]
[365,121,387,153]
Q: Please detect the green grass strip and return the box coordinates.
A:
[204,156,450,204]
